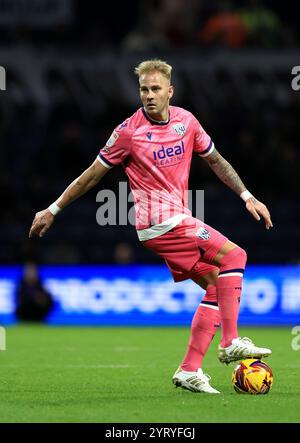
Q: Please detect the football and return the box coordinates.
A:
[232,359,273,394]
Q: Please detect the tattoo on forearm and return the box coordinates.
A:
[204,149,246,196]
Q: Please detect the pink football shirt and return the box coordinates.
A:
[98,106,214,232]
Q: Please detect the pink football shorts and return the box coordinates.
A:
[142,216,228,282]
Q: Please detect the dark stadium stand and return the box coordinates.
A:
[0,0,299,265]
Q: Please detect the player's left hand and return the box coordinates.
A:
[245,197,273,230]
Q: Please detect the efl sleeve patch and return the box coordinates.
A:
[105,130,119,149]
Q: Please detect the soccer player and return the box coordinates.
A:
[29,59,273,394]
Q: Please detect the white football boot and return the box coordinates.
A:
[172,367,220,394]
[218,337,272,364]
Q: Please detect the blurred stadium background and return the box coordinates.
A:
[0,0,299,326]
[0,0,300,423]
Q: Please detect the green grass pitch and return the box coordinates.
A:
[0,325,299,423]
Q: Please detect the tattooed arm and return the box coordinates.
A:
[203,148,273,229]
[29,158,109,238]
[203,148,247,195]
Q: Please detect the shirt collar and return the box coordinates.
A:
[142,107,170,125]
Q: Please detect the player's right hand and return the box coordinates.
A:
[245,198,273,230]
[29,209,55,238]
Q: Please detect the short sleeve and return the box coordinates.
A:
[97,120,131,169]
[192,116,214,157]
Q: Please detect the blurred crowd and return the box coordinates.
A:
[0,0,299,266]
[0,0,298,50]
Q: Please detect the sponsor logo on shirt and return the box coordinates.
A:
[119,122,128,129]
[173,123,186,137]
[146,132,152,140]
[152,140,185,167]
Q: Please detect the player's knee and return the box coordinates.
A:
[237,247,247,268]
[221,245,247,269]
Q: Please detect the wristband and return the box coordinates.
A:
[48,202,62,216]
[240,190,253,202]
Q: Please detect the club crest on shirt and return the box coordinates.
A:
[105,130,119,150]
[173,123,186,137]
[196,227,210,240]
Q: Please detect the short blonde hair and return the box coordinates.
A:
[134,59,172,82]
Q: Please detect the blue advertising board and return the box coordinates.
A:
[0,265,299,326]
